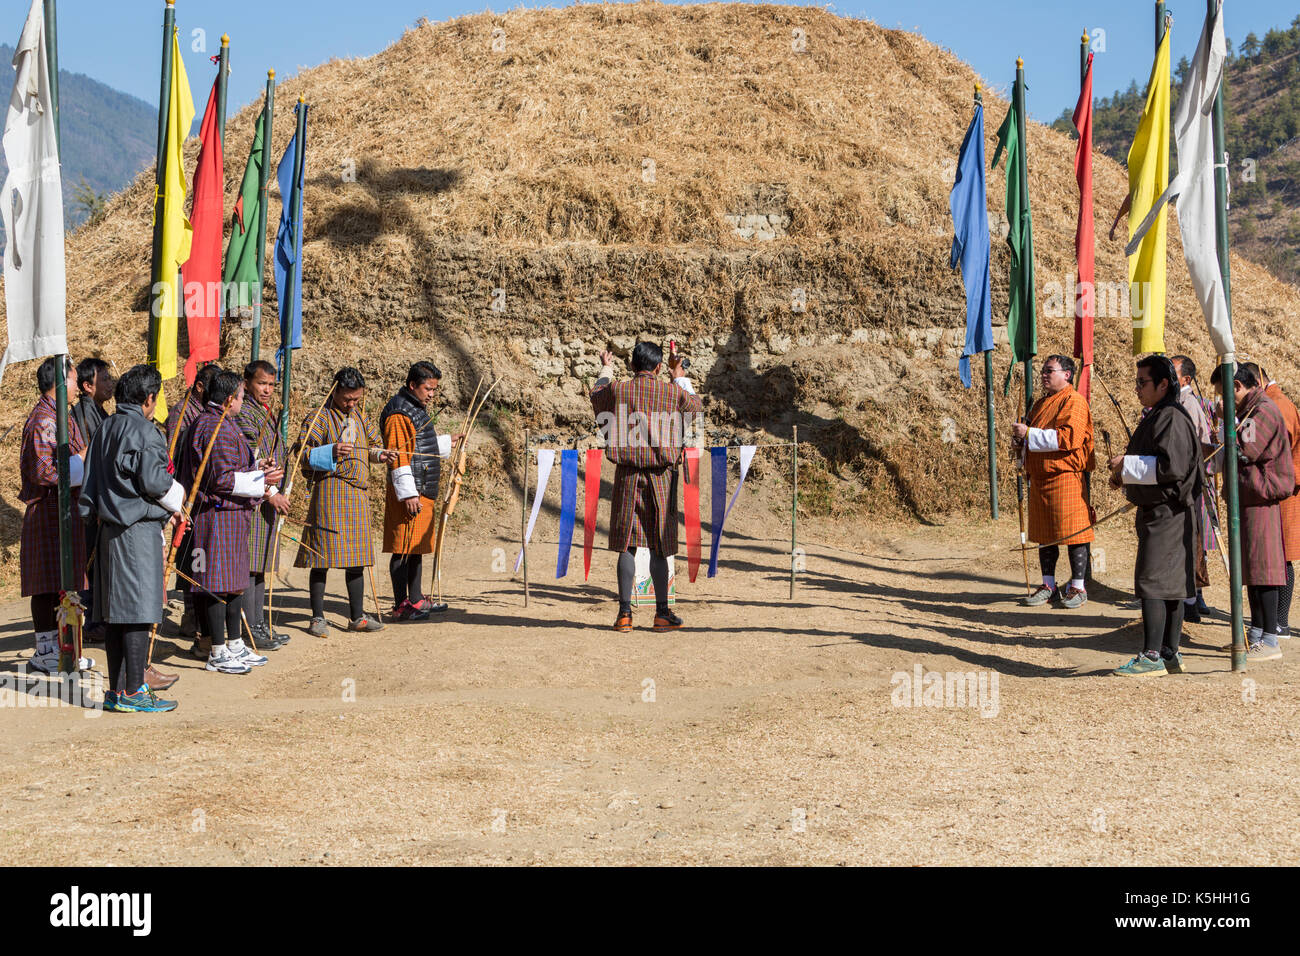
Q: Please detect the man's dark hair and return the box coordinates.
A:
[1211,363,1260,389]
[334,366,366,391]
[1044,354,1075,383]
[36,357,59,393]
[206,370,243,407]
[195,363,222,397]
[244,359,276,381]
[1138,355,1178,395]
[1240,361,1262,383]
[631,342,663,374]
[1170,354,1197,381]
[406,361,442,388]
[76,357,110,393]
[115,365,163,406]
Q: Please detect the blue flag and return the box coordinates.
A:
[950,102,994,388]
[707,447,727,578]
[556,449,578,578]
[274,105,308,363]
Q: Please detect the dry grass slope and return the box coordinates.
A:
[1,1,1299,593]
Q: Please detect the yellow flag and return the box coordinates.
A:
[153,27,195,422]
[1126,29,1171,355]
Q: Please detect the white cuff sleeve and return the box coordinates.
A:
[597,366,614,384]
[391,465,417,500]
[232,470,267,498]
[1122,455,1159,485]
[674,376,696,395]
[159,480,185,514]
[1026,428,1059,452]
[68,454,85,487]
[266,485,279,499]
[437,434,453,458]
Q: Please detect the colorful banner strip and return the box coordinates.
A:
[684,448,701,582]
[708,445,756,578]
[514,449,555,573]
[583,449,602,580]
[556,449,578,578]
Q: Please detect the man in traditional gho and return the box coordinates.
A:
[379,361,459,620]
[70,357,113,447]
[179,370,280,675]
[591,341,702,632]
[297,366,395,636]
[1252,364,1300,641]
[1170,354,1217,622]
[1108,356,1202,678]
[1210,363,1295,662]
[1010,354,1096,609]
[78,365,186,711]
[19,357,92,674]
[236,360,291,650]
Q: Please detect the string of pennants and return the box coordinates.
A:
[515,446,759,582]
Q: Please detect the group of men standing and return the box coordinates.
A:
[1014,351,1300,676]
[17,358,459,713]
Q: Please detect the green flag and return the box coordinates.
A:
[223,110,265,314]
[991,81,1036,397]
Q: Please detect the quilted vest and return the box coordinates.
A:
[379,388,441,499]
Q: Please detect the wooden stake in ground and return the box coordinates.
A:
[522,427,530,607]
[790,425,798,600]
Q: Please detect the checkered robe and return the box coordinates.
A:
[1187,388,1221,553]
[165,394,201,470]
[296,406,382,569]
[591,370,704,555]
[19,395,88,596]
[1264,384,1300,562]
[1238,388,1295,586]
[237,399,286,573]
[1024,385,1095,545]
[177,405,260,595]
[382,412,438,555]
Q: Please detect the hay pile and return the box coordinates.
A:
[1,1,1299,588]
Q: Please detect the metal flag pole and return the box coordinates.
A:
[789,425,798,599]
[976,81,998,520]
[148,0,176,384]
[250,70,274,361]
[216,33,229,145]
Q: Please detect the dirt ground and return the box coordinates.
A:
[1,506,1296,867]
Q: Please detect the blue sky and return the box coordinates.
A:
[32,1,1300,125]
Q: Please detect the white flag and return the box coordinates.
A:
[1172,1,1233,358]
[514,449,555,573]
[0,0,65,383]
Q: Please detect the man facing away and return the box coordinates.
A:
[591,341,702,632]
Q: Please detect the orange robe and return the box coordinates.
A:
[1264,383,1300,561]
[382,413,438,554]
[1024,384,1095,545]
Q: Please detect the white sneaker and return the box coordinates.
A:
[28,650,93,674]
[227,639,267,667]
[206,645,252,674]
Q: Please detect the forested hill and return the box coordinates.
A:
[1052,15,1300,288]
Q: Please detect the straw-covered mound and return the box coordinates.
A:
[2,1,1300,583]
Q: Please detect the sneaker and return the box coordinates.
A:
[348,615,386,633]
[389,600,415,622]
[1278,625,1291,640]
[1114,654,1167,678]
[1163,651,1185,674]
[612,610,633,633]
[1183,604,1202,624]
[29,651,93,674]
[254,622,290,646]
[1019,585,1056,607]
[206,645,252,675]
[1058,587,1087,609]
[228,639,268,667]
[112,686,178,713]
[103,690,119,710]
[652,609,683,632]
[1247,642,1283,662]
[307,617,330,638]
[410,597,449,615]
[250,626,283,651]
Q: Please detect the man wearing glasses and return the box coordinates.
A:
[1011,355,1096,609]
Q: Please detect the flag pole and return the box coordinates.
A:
[280,97,306,447]
[1207,0,1244,670]
[1079,32,1093,524]
[148,1,176,383]
[43,0,76,674]
[1015,58,1033,417]
[1156,1,1168,48]
[975,82,998,520]
[216,34,229,146]
[250,70,274,362]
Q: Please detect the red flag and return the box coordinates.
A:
[684,448,701,582]
[583,449,602,580]
[181,77,224,384]
[1073,53,1095,401]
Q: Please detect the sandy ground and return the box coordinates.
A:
[1,509,1297,867]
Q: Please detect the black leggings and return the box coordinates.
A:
[1279,563,1295,630]
[1039,543,1089,583]
[244,573,267,628]
[1247,584,1281,635]
[104,625,149,694]
[30,593,58,633]
[194,592,242,647]
[1141,599,1185,657]
[616,549,669,613]
[310,568,364,621]
[389,554,424,606]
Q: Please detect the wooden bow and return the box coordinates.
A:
[429,376,501,602]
